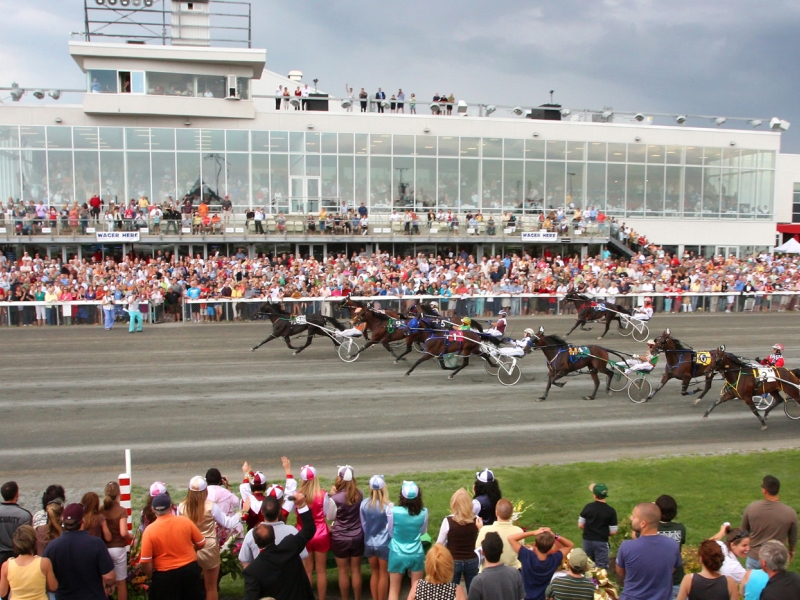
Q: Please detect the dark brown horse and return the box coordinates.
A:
[704,352,800,430]
[250,302,346,355]
[404,327,492,380]
[351,306,439,362]
[649,329,723,402]
[528,326,617,401]
[339,297,402,340]
[564,292,634,340]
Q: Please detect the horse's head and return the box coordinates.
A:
[652,329,672,353]
[709,345,727,371]
[524,326,546,347]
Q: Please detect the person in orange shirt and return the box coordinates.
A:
[198,200,209,218]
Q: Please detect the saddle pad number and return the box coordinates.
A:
[569,346,589,357]
[755,367,776,382]
[695,351,711,366]
[448,332,464,342]
[293,315,307,325]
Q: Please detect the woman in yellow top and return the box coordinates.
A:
[319,207,328,233]
[231,283,244,321]
[0,525,58,600]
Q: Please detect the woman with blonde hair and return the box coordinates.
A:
[34,501,63,556]
[296,464,331,600]
[178,476,247,600]
[80,492,111,542]
[325,465,365,600]
[435,488,481,591]
[0,526,58,600]
[406,544,466,600]
[360,476,393,600]
[101,481,132,600]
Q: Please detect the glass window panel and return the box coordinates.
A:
[370,156,392,208]
[0,126,18,148]
[370,134,390,155]
[126,151,151,202]
[757,171,774,217]
[666,145,683,165]
[504,160,523,210]
[48,150,73,203]
[416,157,436,208]
[566,141,585,161]
[567,163,585,208]
[393,135,414,155]
[416,135,436,156]
[305,132,320,153]
[46,126,72,149]
[704,147,722,167]
[482,159,502,210]
[267,131,287,153]
[626,164,645,214]
[721,169,739,217]
[647,145,665,164]
[460,137,479,158]
[73,127,98,150]
[321,155,337,202]
[306,154,320,177]
[130,71,145,94]
[627,144,646,163]
[20,126,46,149]
[176,129,200,151]
[321,133,337,154]
[607,143,626,162]
[587,142,606,161]
[177,152,201,199]
[200,130,224,152]
[355,156,367,203]
[685,146,703,165]
[251,153,269,207]
[100,151,124,206]
[438,136,458,157]
[151,152,176,203]
[126,127,150,150]
[148,128,174,151]
[196,75,226,98]
[607,164,626,215]
[759,151,776,169]
[202,153,224,200]
[740,148,758,168]
[338,155,354,205]
[586,163,606,212]
[546,140,566,160]
[722,147,739,168]
[355,134,368,155]
[665,166,682,215]
[88,70,117,93]
[251,131,270,152]
[147,72,195,96]
[393,156,413,207]
[525,139,545,159]
[74,151,99,204]
[21,149,47,202]
[525,161,544,211]
[95,128,121,152]
[290,154,304,177]
[739,168,756,218]
[684,166,703,217]
[545,161,566,209]
[460,159,479,208]
[482,138,502,158]
[270,154,288,207]
[338,133,354,154]
[289,132,304,153]
[645,164,664,215]
[505,139,524,159]
[225,130,248,152]
[438,158,458,207]
[703,167,721,216]
[0,149,21,200]
[225,153,249,204]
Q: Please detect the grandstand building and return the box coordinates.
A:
[1,0,798,263]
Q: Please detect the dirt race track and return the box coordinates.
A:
[1,312,799,500]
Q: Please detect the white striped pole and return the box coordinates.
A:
[119,449,132,545]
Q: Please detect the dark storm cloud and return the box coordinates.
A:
[4,0,800,150]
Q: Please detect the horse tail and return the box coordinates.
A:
[324,316,347,331]
[471,320,484,333]
[791,368,800,380]
[599,347,629,365]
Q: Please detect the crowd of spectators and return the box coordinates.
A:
[1,246,800,326]
[0,470,797,600]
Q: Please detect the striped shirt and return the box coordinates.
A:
[545,574,596,600]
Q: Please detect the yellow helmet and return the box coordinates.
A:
[462,317,472,325]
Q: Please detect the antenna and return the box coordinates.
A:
[549,90,554,104]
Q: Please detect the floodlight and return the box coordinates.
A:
[107,0,117,4]
[380,100,389,109]
[48,90,61,100]
[340,98,352,109]
[120,0,130,6]
[132,0,142,5]
[750,119,762,128]
[770,117,790,131]
[512,106,524,115]
[9,82,23,101]
[144,0,153,6]
[485,105,496,116]
[715,117,727,126]
[289,96,301,108]
[33,90,45,100]
[430,102,441,114]
[601,110,613,120]
[95,0,105,4]
[457,100,468,114]
[560,108,571,118]
[634,113,645,122]
[675,115,686,124]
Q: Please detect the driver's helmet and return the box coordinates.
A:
[524,328,535,337]
[773,343,784,353]
[646,339,656,346]
[644,297,652,303]
[462,317,472,326]
[429,301,439,309]
[498,310,508,317]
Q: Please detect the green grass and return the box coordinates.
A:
[130,449,800,598]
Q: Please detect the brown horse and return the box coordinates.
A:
[528,326,617,401]
[704,352,800,430]
[250,302,346,355]
[404,328,492,380]
[564,292,634,340]
[351,306,439,362]
[649,329,723,402]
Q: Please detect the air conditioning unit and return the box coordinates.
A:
[226,75,240,100]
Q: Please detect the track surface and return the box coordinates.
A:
[2,313,799,502]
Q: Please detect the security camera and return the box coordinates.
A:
[675,115,687,124]
[634,113,645,122]
[512,106,523,116]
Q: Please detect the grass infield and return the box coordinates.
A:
[131,449,800,598]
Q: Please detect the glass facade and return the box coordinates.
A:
[0,124,776,219]
[87,70,248,99]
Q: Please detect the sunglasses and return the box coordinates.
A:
[732,530,750,543]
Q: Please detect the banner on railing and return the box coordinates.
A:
[96,231,140,242]
[520,231,557,242]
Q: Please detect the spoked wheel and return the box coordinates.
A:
[628,378,652,403]
[618,318,633,337]
[754,394,775,412]
[484,355,500,376]
[783,398,800,420]
[631,322,650,343]
[608,365,629,392]
[337,338,360,362]
[497,359,521,386]
[413,340,424,354]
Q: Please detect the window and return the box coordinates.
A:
[793,183,800,223]
[88,70,117,94]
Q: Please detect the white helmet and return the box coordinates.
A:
[430,301,439,309]
[524,328,535,337]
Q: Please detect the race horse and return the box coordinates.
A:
[350,306,440,362]
[649,329,723,402]
[704,352,800,430]
[404,327,494,380]
[412,301,484,332]
[528,326,617,401]
[339,296,403,340]
[564,292,634,340]
[250,302,346,355]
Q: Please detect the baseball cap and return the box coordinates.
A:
[369,475,386,490]
[265,484,284,499]
[149,481,167,497]
[401,481,419,500]
[590,483,609,498]
[62,503,84,524]
[568,548,589,571]
[189,476,207,492]
[252,472,267,486]
[476,469,495,483]
[152,493,172,511]
[338,465,354,482]
[300,465,316,481]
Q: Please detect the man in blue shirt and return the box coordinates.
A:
[508,527,574,600]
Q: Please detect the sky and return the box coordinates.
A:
[3,0,800,151]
